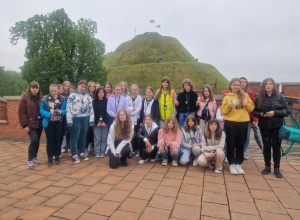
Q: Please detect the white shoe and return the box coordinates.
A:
[214,169,222,174]
[224,157,228,163]
[208,165,214,170]
[88,144,92,152]
[95,154,101,158]
[229,164,238,175]
[100,154,105,158]
[139,159,146,164]
[193,159,198,166]
[150,158,156,162]
[235,164,245,175]
[135,152,140,158]
[68,152,72,157]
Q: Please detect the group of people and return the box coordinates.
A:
[18,76,289,178]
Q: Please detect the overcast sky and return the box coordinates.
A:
[1,0,300,83]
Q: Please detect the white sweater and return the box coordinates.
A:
[126,95,143,125]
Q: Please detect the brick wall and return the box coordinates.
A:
[0,98,7,120]
[248,82,261,93]
[281,83,300,98]
[0,96,46,139]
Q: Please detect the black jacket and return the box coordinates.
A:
[252,93,289,130]
[137,124,159,148]
[139,98,159,125]
[176,91,198,113]
[92,99,109,124]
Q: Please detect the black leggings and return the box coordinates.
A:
[139,141,158,160]
[108,143,131,169]
[27,127,43,161]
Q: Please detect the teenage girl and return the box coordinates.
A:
[93,87,109,157]
[175,79,198,129]
[157,115,182,167]
[86,81,96,153]
[252,78,289,178]
[155,76,177,127]
[95,82,101,90]
[120,81,129,97]
[107,109,134,168]
[62,81,71,98]
[104,82,114,99]
[18,82,43,169]
[66,80,94,164]
[221,78,254,175]
[139,87,159,126]
[196,85,217,134]
[87,82,96,99]
[179,115,202,166]
[197,119,226,174]
[137,115,159,164]
[58,84,64,95]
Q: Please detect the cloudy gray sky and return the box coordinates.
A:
[1,0,300,83]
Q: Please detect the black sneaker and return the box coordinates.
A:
[80,154,89,161]
[47,158,53,167]
[262,166,271,175]
[120,159,128,167]
[55,157,61,165]
[274,168,283,178]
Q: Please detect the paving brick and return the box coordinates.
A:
[78,212,108,220]
[139,207,171,220]
[202,190,228,205]
[185,170,204,178]
[0,197,18,210]
[254,199,287,214]
[155,185,180,197]
[279,196,300,210]
[73,192,103,205]
[20,205,58,220]
[27,179,56,190]
[119,197,148,213]
[114,180,139,191]
[201,202,230,219]
[148,195,176,210]
[227,190,253,203]
[246,180,272,191]
[110,169,131,177]
[229,200,259,216]
[44,172,66,181]
[36,186,66,198]
[12,195,48,210]
[43,194,76,208]
[0,206,27,220]
[88,182,114,194]
[175,192,201,207]
[260,211,291,219]
[102,189,131,202]
[138,179,161,189]
[76,176,101,186]
[149,167,169,174]
[183,176,203,186]
[7,187,38,199]
[89,170,110,178]
[100,175,123,185]
[179,184,203,196]
[287,209,300,220]
[226,181,249,192]
[123,173,145,182]
[129,187,155,200]
[160,178,183,188]
[130,167,150,175]
[224,174,246,183]
[109,210,140,220]
[88,200,120,216]
[62,184,90,196]
[52,177,78,187]
[1,181,30,192]
[273,188,300,199]
[204,182,226,193]
[169,166,187,173]
[22,174,45,183]
[171,203,201,220]
[204,175,225,185]
[250,189,279,201]
[266,179,294,189]
[53,202,90,220]
[244,174,267,183]
[144,172,165,181]
[164,171,185,180]
[231,212,261,220]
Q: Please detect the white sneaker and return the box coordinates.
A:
[135,152,140,158]
[235,164,245,175]
[150,158,156,162]
[193,159,198,166]
[224,157,228,163]
[95,154,101,158]
[214,169,222,174]
[138,159,146,164]
[68,152,72,157]
[100,154,105,158]
[229,164,238,175]
[88,144,92,152]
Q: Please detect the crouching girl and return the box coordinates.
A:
[179,115,202,166]
[157,115,182,166]
[197,119,226,174]
[107,109,134,168]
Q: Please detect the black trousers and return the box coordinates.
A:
[85,126,94,149]
[131,125,139,152]
[260,128,281,169]
[224,120,249,165]
[108,143,131,169]
[45,121,63,159]
[139,141,158,160]
[27,127,43,161]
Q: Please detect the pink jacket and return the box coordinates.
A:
[196,98,216,118]
[157,129,182,149]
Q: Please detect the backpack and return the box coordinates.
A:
[200,101,211,122]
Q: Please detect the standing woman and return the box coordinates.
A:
[157,115,182,166]
[66,80,94,164]
[221,78,254,175]
[107,110,134,168]
[18,82,43,169]
[86,82,96,153]
[155,76,177,127]
[179,115,202,166]
[252,78,289,178]
[175,79,199,129]
[40,84,66,166]
[196,85,217,134]
[87,82,96,99]
[139,87,160,126]
[93,87,109,157]
[126,84,143,156]
[120,81,129,97]
[104,82,114,99]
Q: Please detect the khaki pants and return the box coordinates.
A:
[197,149,225,170]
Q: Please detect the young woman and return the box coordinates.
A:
[137,115,159,164]
[95,82,101,90]
[62,81,71,97]
[104,82,114,99]
[107,84,128,129]
[175,79,199,129]
[61,81,71,153]
[196,85,217,134]
[18,82,43,169]
[87,82,96,99]
[221,78,254,175]
[139,87,159,126]
[157,115,182,166]
[155,76,177,127]
[107,110,134,168]
[69,86,76,94]
[197,119,226,174]
[40,84,66,166]
[120,81,129,97]
[252,78,289,178]
[240,77,262,159]
[86,81,96,153]
[93,87,109,157]
[58,84,64,95]
[66,80,94,164]
[179,115,202,166]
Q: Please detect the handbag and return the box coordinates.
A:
[200,101,211,122]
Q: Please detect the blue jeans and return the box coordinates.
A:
[179,112,195,129]
[244,122,251,154]
[68,117,89,156]
[93,125,108,155]
[162,147,180,161]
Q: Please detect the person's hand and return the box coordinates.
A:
[260,112,266,117]
[146,145,152,153]
[166,142,171,147]
[24,127,30,132]
[175,100,179,106]
[56,110,62,114]
[101,123,106,127]
[228,100,235,108]
[210,150,216,158]
[115,153,119,157]
[266,111,274,117]
[242,99,248,106]
[196,99,201,106]
[146,140,151,148]
[97,123,101,127]
[90,124,94,127]
[252,121,257,127]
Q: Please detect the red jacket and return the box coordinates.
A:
[248,91,257,122]
[18,96,41,129]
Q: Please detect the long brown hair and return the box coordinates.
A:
[184,114,197,132]
[120,81,128,94]
[256,78,279,109]
[201,85,214,102]
[114,109,132,140]
[228,78,245,104]
[205,119,221,140]
[182,79,194,92]
[23,81,42,117]
[157,76,172,99]
[240,77,250,93]
[162,115,179,133]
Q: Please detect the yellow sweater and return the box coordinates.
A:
[221,92,254,122]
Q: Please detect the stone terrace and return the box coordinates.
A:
[0,141,299,220]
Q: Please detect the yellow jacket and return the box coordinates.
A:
[221,92,254,122]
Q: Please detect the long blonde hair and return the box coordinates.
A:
[114,110,132,140]
[228,78,245,104]
[162,115,179,133]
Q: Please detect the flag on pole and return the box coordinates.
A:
[156,25,161,28]
[150,20,155,23]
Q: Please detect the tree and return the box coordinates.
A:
[9,9,106,94]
